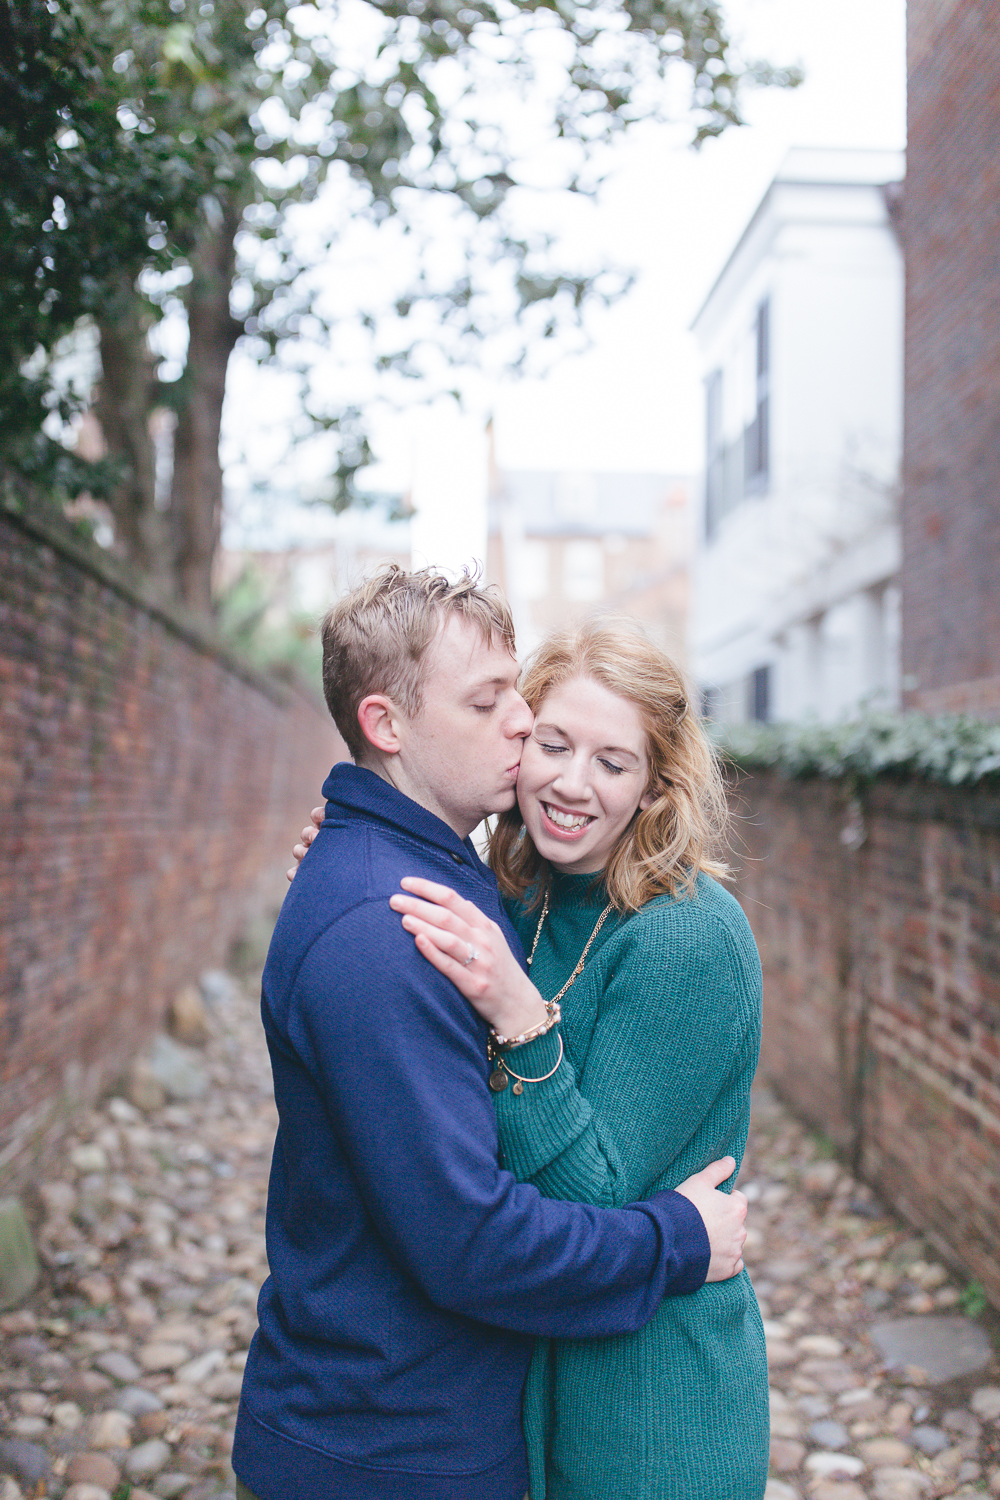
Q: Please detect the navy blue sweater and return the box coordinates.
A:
[232,764,710,1500]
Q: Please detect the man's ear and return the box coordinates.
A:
[357,695,403,756]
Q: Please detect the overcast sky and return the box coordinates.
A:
[223,0,907,564]
[489,0,908,475]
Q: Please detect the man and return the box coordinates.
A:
[232,566,747,1500]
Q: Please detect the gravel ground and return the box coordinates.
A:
[1,970,998,1500]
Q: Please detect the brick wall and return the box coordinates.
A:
[0,508,346,1188]
[732,769,1000,1306]
[901,0,1000,718]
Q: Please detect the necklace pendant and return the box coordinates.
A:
[489,1066,508,1092]
[512,1080,524,1096]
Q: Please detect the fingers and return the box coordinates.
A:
[390,893,471,934]
[310,806,324,830]
[411,931,481,997]
[399,876,477,920]
[674,1159,749,1283]
[698,1156,737,1188]
[288,821,319,881]
[413,930,462,977]
[287,838,312,883]
[401,914,477,966]
[400,913,455,949]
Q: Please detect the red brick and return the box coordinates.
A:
[0,512,345,1190]
[732,770,1000,1310]
[902,0,1000,717]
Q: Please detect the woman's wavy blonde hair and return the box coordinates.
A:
[488,617,730,913]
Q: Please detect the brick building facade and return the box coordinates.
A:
[0,509,344,1189]
[732,769,1000,1308]
[902,0,1000,717]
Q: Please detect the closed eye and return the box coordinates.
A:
[599,759,626,775]
[473,702,497,714]
[539,741,569,754]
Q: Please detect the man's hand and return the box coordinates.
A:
[674,1157,748,1282]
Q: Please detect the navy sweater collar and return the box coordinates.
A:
[322,761,481,871]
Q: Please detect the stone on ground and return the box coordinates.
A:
[144,1033,209,1101]
[168,985,212,1047]
[0,1200,39,1310]
[868,1315,993,1383]
[0,1438,50,1486]
[124,1437,172,1480]
[94,1348,141,1382]
[972,1385,1000,1420]
[870,1466,933,1499]
[64,1452,121,1488]
[809,1483,866,1500]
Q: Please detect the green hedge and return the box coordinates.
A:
[718,712,1000,786]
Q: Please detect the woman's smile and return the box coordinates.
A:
[517,675,652,875]
[540,801,596,836]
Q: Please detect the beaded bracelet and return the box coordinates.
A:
[490,1000,561,1051]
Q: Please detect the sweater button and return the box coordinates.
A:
[450,852,463,864]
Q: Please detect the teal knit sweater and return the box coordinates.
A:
[496,871,769,1500]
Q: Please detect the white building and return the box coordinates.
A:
[690,147,905,724]
[486,467,693,660]
[216,497,412,624]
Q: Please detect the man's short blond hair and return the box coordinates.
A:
[321,564,517,759]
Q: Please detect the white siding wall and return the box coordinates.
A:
[691,150,904,723]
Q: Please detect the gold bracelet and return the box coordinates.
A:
[491,1001,561,1051]
[489,1035,563,1096]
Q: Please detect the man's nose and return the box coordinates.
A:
[507,693,533,738]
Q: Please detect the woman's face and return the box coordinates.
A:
[516,675,653,876]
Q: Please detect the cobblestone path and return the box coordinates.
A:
[744,1090,1000,1500]
[1,973,998,1500]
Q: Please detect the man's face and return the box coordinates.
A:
[396,614,533,839]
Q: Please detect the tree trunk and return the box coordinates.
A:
[95,275,171,596]
[170,194,246,618]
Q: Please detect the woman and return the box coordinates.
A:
[295,618,769,1500]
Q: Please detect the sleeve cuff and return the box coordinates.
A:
[631,1188,711,1296]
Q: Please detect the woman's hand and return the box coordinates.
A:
[286,806,324,881]
[389,877,548,1037]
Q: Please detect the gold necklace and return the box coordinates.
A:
[488,890,614,1096]
[526,888,615,1005]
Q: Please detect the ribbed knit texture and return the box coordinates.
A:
[498,871,770,1500]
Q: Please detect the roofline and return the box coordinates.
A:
[690,163,905,334]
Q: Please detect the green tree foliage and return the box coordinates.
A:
[1,0,799,616]
[216,558,323,683]
[0,1,184,491]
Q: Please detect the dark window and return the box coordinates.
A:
[748,665,771,723]
[744,298,770,490]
